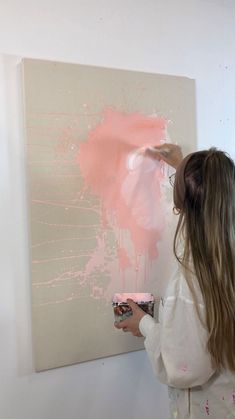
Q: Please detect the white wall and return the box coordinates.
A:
[0,1,235,419]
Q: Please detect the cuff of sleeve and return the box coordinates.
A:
[139,314,156,338]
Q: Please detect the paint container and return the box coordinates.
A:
[112,293,155,322]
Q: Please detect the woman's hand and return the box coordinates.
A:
[146,144,183,169]
[114,299,146,337]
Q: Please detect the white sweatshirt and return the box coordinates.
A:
[139,268,235,419]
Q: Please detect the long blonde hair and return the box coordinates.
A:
[173,148,235,371]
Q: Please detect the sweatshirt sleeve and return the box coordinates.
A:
[139,294,215,389]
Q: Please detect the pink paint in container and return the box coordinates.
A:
[112,293,155,322]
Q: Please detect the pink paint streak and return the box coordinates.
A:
[78,108,167,268]
[117,247,132,270]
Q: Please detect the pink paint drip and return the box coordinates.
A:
[78,108,167,267]
[117,247,132,271]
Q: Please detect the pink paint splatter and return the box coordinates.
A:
[205,399,210,416]
[180,363,188,373]
[78,108,167,267]
[82,236,106,278]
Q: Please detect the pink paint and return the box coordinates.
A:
[205,399,210,416]
[92,286,103,299]
[113,292,154,303]
[180,363,188,373]
[82,236,106,278]
[117,247,132,271]
[78,108,167,267]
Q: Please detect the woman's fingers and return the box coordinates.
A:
[146,144,183,169]
[114,322,129,332]
[126,299,139,312]
[114,320,129,330]
[114,299,145,336]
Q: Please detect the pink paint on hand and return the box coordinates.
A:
[78,108,167,269]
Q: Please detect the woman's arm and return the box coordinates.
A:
[115,282,215,389]
[139,293,215,389]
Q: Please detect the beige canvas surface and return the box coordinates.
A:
[22,58,197,371]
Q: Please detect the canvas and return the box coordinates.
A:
[22,58,197,371]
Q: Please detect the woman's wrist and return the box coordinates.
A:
[139,314,156,338]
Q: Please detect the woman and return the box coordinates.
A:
[115,145,235,419]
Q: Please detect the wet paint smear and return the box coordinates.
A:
[31,108,169,306]
[78,108,168,270]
